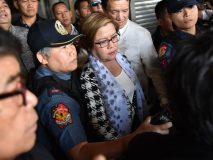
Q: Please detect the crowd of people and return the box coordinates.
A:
[0,0,213,160]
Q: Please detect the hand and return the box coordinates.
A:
[93,155,106,160]
[134,116,172,135]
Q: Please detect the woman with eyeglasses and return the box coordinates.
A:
[79,13,171,142]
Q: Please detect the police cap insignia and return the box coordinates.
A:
[51,103,72,128]
[55,20,68,35]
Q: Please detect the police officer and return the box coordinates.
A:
[158,0,206,71]
[27,19,172,160]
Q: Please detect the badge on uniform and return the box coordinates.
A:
[51,103,72,128]
[158,42,174,70]
[159,43,168,57]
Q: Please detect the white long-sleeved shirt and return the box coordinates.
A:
[118,20,168,108]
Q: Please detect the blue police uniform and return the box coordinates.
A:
[35,66,87,160]
[158,26,205,71]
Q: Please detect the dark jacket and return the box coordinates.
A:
[127,132,213,160]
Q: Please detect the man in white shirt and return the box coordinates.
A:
[102,0,168,112]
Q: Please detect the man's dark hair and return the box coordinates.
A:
[166,30,213,145]
[74,0,88,10]
[52,1,70,14]
[101,0,130,12]
[0,27,21,60]
[155,0,168,19]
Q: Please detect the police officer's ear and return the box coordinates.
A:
[36,51,48,65]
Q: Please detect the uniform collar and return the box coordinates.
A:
[36,66,71,80]
[174,29,195,40]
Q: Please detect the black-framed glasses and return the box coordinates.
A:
[90,0,102,7]
[0,85,26,106]
[95,33,120,48]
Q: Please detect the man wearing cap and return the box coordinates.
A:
[27,19,172,160]
[158,0,206,71]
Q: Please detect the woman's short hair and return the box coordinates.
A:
[80,12,119,50]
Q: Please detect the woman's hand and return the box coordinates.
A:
[134,116,172,135]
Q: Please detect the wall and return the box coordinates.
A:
[130,0,161,34]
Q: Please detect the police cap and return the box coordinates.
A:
[167,0,198,13]
[27,19,82,53]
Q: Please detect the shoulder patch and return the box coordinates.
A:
[158,42,174,70]
[51,103,72,128]
[158,43,172,57]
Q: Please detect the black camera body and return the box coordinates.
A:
[151,109,172,125]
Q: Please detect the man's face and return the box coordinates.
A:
[78,1,91,19]
[0,0,11,25]
[40,43,78,73]
[53,3,72,27]
[16,0,39,18]
[0,55,38,159]
[107,0,129,29]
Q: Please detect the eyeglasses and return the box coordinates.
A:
[90,0,102,7]
[95,33,120,48]
[0,84,26,106]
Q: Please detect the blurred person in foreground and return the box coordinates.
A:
[127,30,213,160]
[0,28,38,159]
